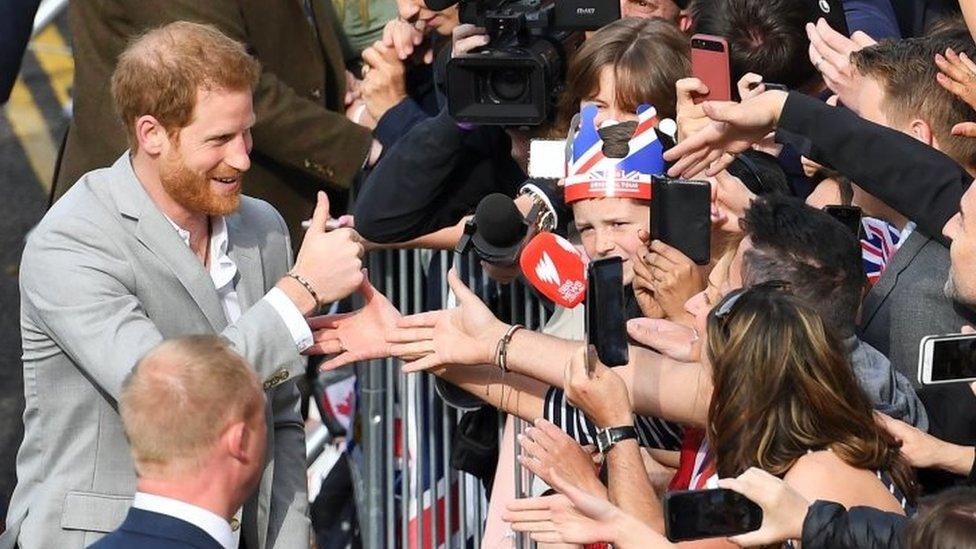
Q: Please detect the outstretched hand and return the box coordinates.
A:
[935,47,976,138]
[517,418,606,499]
[307,273,401,370]
[387,269,508,372]
[664,91,788,179]
[717,467,809,547]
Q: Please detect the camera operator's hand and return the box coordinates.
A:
[935,47,976,138]
[675,77,711,142]
[643,240,704,326]
[717,467,810,547]
[627,318,700,362]
[806,18,876,113]
[387,269,509,372]
[361,41,408,121]
[382,17,431,63]
[518,418,607,499]
[665,90,789,178]
[565,346,633,429]
[452,23,489,58]
[503,470,654,548]
[306,274,402,369]
[280,192,365,315]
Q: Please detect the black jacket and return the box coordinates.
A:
[776,92,970,247]
[802,500,907,549]
[355,108,525,243]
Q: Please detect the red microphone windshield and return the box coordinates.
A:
[519,232,587,308]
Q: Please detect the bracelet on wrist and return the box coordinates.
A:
[286,272,320,312]
[494,324,524,373]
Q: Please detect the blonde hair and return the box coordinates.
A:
[120,336,263,478]
[111,21,260,148]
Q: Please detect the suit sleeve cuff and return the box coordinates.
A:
[263,287,314,352]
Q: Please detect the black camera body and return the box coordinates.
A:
[442,0,619,125]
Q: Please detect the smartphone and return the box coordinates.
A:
[918,334,976,385]
[586,257,629,369]
[747,81,789,93]
[691,34,731,104]
[824,205,863,238]
[810,0,849,36]
[651,176,711,265]
[664,489,763,542]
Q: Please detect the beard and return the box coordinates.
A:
[160,149,242,216]
[945,270,976,308]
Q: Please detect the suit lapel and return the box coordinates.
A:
[861,230,929,327]
[309,0,348,98]
[110,154,228,331]
[226,213,266,309]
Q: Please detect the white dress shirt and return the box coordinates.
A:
[164,215,313,350]
[132,492,234,549]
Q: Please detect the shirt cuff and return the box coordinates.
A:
[263,287,314,352]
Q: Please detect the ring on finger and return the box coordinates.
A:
[361,64,371,78]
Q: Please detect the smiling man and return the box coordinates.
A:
[4,22,368,548]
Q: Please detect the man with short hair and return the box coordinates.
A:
[4,22,364,548]
[847,28,976,383]
[92,336,267,548]
[621,0,693,32]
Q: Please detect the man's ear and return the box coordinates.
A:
[135,115,168,156]
[908,118,934,147]
[678,11,693,33]
[224,421,248,462]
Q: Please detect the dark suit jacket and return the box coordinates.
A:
[88,508,224,549]
[53,0,372,246]
[859,230,976,386]
[0,0,41,103]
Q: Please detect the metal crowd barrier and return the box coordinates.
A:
[355,248,551,549]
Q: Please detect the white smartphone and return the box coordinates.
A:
[918,333,976,385]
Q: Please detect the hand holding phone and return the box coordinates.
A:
[664,488,763,542]
[918,333,976,385]
[651,176,711,265]
[691,34,731,104]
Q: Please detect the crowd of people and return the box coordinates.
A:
[4,0,976,548]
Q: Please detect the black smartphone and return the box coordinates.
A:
[664,489,763,542]
[651,176,711,265]
[824,205,862,238]
[586,257,629,369]
[748,81,789,93]
[809,0,849,36]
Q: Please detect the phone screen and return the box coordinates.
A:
[925,335,976,383]
[824,205,863,238]
[691,34,731,103]
[586,257,629,368]
[664,489,763,542]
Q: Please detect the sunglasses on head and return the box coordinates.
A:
[713,280,793,327]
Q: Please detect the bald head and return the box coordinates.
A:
[120,336,263,478]
[111,21,260,148]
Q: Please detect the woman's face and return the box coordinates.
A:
[684,238,748,337]
[573,197,649,286]
[584,66,639,127]
[706,170,757,234]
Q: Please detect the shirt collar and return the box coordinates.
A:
[132,492,234,549]
[163,214,237,291]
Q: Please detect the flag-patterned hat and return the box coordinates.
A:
[564,103,667,204]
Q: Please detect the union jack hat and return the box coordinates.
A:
[564,103,668,204]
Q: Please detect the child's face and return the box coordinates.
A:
[572,197,649,286]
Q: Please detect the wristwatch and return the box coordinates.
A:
[596,425,638,455]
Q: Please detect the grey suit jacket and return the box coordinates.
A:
[859,230,976,387]
[3,154,310,548]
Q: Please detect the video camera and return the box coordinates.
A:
[425,0,620,125]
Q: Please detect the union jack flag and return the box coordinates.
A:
[860,217,904,285]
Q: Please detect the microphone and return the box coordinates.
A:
[519,231,587,308]
[456,193,528,265]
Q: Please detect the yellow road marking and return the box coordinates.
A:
[31,26,74,110]
[4,80,56,192]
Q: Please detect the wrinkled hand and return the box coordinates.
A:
[806,18,876,112]
[643,240,704,324]
[382,17,431,63]
[291,192,366,306]
[676,77,711,142]
[307,274,401,369]
[387,269,508,372]
[345,99,378,129]
[564,346,633,429]
[452,23,489,58]
[717,467,809,547]
[935,47,976,138]
[361,41,408,121]
[518,418,606,498]
[665,91,788,178]
[504,470,653,548]
[627,318,699,362]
